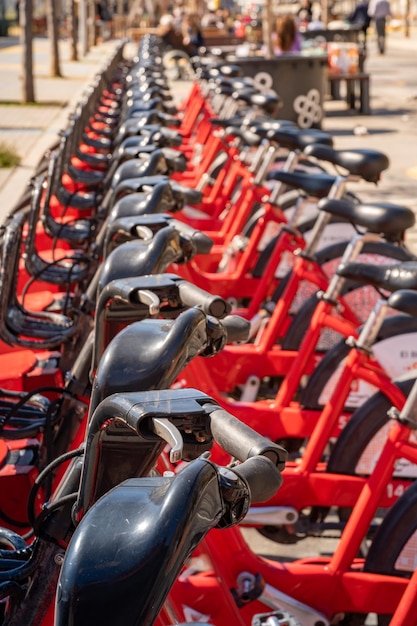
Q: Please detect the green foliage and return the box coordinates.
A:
[0,142,21,168]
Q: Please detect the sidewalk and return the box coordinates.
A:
[332,30,415,210]
[0,37,130,218]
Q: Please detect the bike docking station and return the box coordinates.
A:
[0,28,416,626]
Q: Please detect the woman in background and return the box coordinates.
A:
[271,14,302,54]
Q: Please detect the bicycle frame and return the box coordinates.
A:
[163,330,411,525]
[174,199,303,302]
[389,565,417,626]
[178,232,408,430]
[173,156,273,248]
[248,339,410,513]
[168,296,417,538]
[164,417,417,625]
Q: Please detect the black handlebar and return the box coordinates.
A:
[171,218,213,255]
[231,455,283,504]
[222,314,251,344]
[178,280,231,318]
[76,389,287,518]
[206,404,287,471]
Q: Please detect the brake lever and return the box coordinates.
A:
[135,225,154,242]
[151,417,183,463]
[135,289,160,317]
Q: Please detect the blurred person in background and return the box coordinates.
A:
[182,13,205,56]
[349,0,371,45]
[368,0,391,53]
[296,0,313,26]
[158,13,184,49]
[261,13,302,56]
[271,14,302,54]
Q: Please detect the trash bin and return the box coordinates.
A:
[300,25,362,44]
[229,53,328,129]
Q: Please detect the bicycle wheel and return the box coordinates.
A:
[281,241,414,352]
[327,376,416,476]
[365,479,417,577]
[340,481,417,625]
[301,318,417,412]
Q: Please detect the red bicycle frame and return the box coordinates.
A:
[178,282,365,436]
[161,417,417,624]
[174,156,273,247]
[173,200,303,302]
[178,231,406,443]
[389,566,417,626]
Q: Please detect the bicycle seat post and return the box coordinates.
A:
[348,297,389,352]
[302,174,358,257]
[248,139,272,175]
[253,145,277,184]
[268,150,301,205]
[221,98,239,120]
[324,232,383,302]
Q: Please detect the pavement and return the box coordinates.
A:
[0,36,131,218]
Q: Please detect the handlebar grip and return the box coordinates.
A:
[189,231,214,256]
[222,315,250,344]
[178,282,231,318]
[232,456,283,503]
[207,406,287,470]
[172,219,213,255]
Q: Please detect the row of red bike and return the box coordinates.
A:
[0,33,416,625]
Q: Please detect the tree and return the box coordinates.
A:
[47,0,62,77]
[404,0,411,37]
[0,0,7,37]
[79,0,89,56]
[262,0,274,59]
[20,0,36,102]
[70,0,79,61]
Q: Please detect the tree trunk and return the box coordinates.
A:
[70,0,79,61]
[88,0,97,48]
[404,0,411,37]
[48,0,62,77]
[79,0,89,56]
[262,0,274,59]
[0,0,6,37]
[20,0,36,102]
